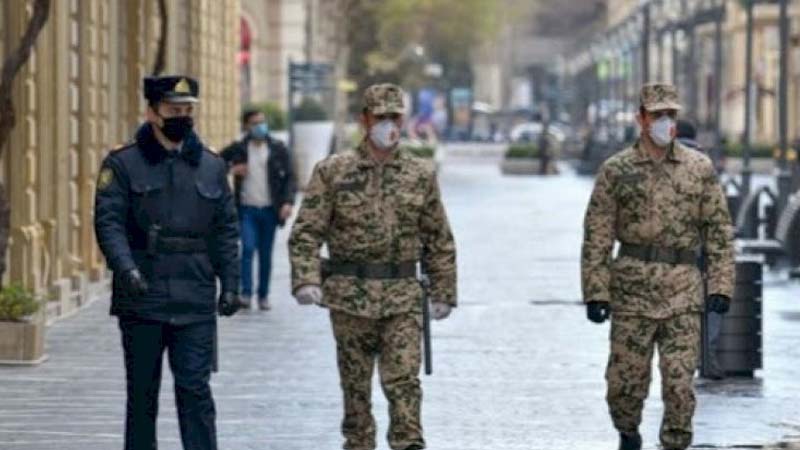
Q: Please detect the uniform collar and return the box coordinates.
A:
[356,140,403,169]
[632,139,684,164]
[135,123,203,166]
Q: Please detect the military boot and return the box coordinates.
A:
[619,431,642,450]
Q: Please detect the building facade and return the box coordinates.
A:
[0,0,240,322]
[578,0,800,144]
[240,0,339,110]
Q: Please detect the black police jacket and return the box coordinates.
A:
[94,123,240,323]
[219,135,296,226]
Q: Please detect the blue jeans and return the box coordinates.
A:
[239,205,278,299]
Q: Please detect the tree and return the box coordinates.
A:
[152,0,168,75]
[0,0,52,286]
[342,0,503,114]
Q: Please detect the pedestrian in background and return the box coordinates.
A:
[94,75,241,450]
[288,83,457,450]
[221,108,296,311]
[581,83,735,450]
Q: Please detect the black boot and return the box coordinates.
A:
[618,431,642,450]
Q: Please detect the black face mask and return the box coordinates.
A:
[157,115,194,143]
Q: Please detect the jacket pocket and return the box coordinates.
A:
[130,181,167,227]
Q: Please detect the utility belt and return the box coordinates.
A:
[618,243,698,266]
[132,225,207,255]
[321,259,417,280]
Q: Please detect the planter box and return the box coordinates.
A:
[724,157,774,175]
[500,158,559,175]
[0,320,47,365]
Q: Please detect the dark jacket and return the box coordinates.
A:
[94,123,240,324]
[220,135,297,226]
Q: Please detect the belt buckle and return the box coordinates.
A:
[646,246,659,262]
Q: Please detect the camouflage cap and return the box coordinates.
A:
[363,83,406,115]
[640,82,682,112]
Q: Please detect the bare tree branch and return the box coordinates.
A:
[0,0,52,286]
[0,0,52,157]
[152,0,168,75]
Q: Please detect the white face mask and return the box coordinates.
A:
[369,120,400,150]
[649,116,675,148]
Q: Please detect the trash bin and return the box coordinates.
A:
[701,256,763,378]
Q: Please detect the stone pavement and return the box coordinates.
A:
[1,151,799,450]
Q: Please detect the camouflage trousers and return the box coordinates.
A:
[330,310,424,450]
[606,313,701,450]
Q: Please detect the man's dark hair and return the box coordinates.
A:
[241,108,262,126]
[676,119,697,140]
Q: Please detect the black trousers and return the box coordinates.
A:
[119,317,217,450]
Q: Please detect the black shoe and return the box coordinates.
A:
[619,431,642,450]
[403,445,424,450]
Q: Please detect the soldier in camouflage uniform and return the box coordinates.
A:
[288,83,457,450]
[581,83,735,450]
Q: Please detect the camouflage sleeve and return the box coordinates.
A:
[420,173,457,306]
[288,161,332,293]
[581,163,617,303]
[700,165,735,298]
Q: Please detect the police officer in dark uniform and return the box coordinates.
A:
[94,75,240,450]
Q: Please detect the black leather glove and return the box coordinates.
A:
[218,292,240,317]
[120,269,148,297]
[707,294,731,314]
[587,301,611,324]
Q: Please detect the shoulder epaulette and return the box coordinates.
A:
[110,140,135,153]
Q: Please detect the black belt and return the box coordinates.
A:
[155,237,207,253]
[323,260,417,279]
[618,243,697,265]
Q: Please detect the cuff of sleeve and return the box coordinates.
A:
[707,282,734,299]
[292,275,322,295]
[112,257,137,275]
[430,287,456,307]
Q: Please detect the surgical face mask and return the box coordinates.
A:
[369,120,400,150]
[649,116,675,148]
[158,115,194,143]
[250,122,269,140]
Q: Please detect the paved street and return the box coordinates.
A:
[1,151,799,450]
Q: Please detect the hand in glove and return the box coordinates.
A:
[295,285,322,305]
[586,301,611,324]
[431,302,452,320]
[120,269,149,297]
[707,294,731,314]
[218,292,240,317]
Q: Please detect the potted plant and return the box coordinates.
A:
[722,141,780,174]
[292,97,335,188]
[0,285,47,365]
[501,143,541,175]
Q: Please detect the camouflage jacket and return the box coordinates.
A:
[289,142,457,319]
[581,140,735,319]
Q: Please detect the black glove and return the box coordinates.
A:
[707,294,731,314]
[587,301,611,324]
[218,292,240,317]
[120,269,148,297]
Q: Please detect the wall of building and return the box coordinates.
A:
[0,0,240,322]
[583,1,800,145]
